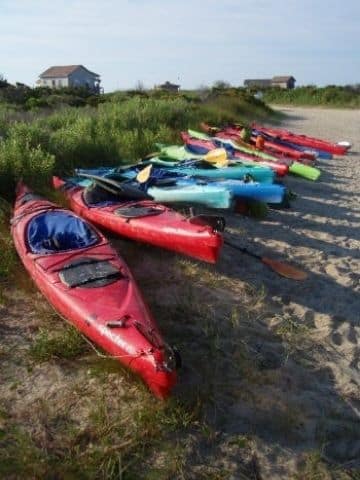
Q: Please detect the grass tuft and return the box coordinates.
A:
[293,450,357,480]
[29,325,90,362]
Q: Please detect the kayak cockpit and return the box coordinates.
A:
[83,184,121,206]
[27,210,100,254]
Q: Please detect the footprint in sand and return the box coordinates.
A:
[325,263,354,287]
[347,325,359,345]
[331,331,343,346]
[330,322,359,348]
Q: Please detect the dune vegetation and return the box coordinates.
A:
[262,85,360,108]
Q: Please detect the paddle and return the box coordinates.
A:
[77,173,154,200]
[203,148,229,168]
[136,164,153,183]
[142,151,161,161]
[224,239,308,280]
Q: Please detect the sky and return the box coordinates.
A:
[1,0,359,92]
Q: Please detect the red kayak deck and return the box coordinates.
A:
[252,123,347,155]
[11,182,177,398]
[53,176,223,264]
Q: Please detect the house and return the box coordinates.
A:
[244,75,296,90]
[244,79,272,89]
[37,65,101,92]
[155,81,180,92]
[271,76,296,89]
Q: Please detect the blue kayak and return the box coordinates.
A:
[70,172,233,209]
[147,158,275,184]
[75,166,285,204]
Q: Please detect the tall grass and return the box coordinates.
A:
[0,92,275,201]
[263,85,360,108]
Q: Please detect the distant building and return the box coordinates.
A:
[244,79,272,89]
[244,75,296,90]
[271,76,296,89]
[155,81,180,92]
[37,65,101,92]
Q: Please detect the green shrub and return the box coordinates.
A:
[0,138,54,198]
[263,85,360,107]
[0,198,15,281]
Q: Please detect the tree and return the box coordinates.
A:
[213,80,231,89]
[134,80,145,92]
[0,73,8,88]
[196,84,211,100]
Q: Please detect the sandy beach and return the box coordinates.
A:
[218,106,360,477]
[0,107,359,478]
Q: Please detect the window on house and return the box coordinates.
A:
[52,80,55,87]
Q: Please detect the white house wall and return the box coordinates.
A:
[39,78,69,88]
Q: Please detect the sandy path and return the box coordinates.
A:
[238,107,359,337]
[218,107,360,477]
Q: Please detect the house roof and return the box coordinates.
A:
[272,76,295,82]
[39,65,100,79]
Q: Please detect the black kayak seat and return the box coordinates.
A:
[114,204,163,218]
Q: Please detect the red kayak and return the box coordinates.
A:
[250,135,315,162]
[252,123,347,155]
[53,176,223,263]
[212,126,315,162]
[11,182,178,398]
[182,132,289,177]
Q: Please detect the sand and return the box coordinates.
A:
[0,107,359,478]
[218,106,360,477]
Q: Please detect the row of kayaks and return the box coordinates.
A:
[11,123,351,398]
[60,121,348,215]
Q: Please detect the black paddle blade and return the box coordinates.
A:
[77,173,154,200]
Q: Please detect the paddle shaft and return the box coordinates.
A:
[224,239,307,280]
[224,239,261,259]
